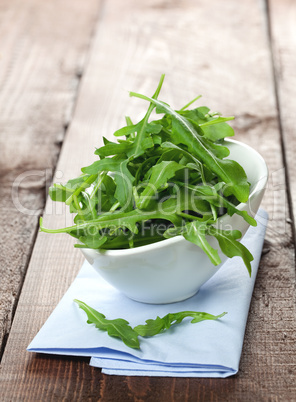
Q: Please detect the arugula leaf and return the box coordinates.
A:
[82,158,134,210]
[137,160,185,209]
[134,311,227,337]
[49,175,97,205]
[179,107,235,141]
[49,183,74,202]
[201,121,234,141]
[127,74,165,159]
[40,199,183,237]
[181,220,221,266]
[74,300,227,349]
[94,141,133,157]
[129,93,250,203]
[74,235,107,249]
[113,121,162,138]
[74,299,140,349]
[209,227,254,276]
[178,183,257,227]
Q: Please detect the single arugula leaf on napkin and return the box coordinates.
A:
[74,299,140,349]
[74,300,226,349]
[134,311,227,337]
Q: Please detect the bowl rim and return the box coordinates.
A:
[82,139,268,257]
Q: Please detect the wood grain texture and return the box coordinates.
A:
[0,0,101,350]
[0,0,295,400]
[268,0,296,236]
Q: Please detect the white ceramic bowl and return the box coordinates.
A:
[81,139,268,304]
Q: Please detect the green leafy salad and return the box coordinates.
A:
[41,75,257,349]
[41,74,256,273]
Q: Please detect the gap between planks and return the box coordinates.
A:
[265,0,296,250]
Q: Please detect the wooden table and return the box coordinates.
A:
[0,0,295,400]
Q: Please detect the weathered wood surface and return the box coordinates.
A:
[0,0,101,352]
[269,0,296,236]
[0,0,295,400]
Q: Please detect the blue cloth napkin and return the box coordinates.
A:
[28,209,268,377]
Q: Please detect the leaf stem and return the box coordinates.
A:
[90,172,107,200]
[199,116,234,126]
[177,212,202,221]
[130,74,165,157]
[125,116,135,139]
[66,174,97,206]
[73,195,84,220]
[109,201,120,212]
[179,95,202,111]
[82,192,97,220]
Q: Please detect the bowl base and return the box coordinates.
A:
[126,289,200,305]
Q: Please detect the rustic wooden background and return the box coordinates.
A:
[0,0,295,400]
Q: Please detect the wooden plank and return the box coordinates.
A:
[0,0,101,351]
[268,0,296,235]
[1,0,295,400]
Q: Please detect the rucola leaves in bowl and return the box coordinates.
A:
[41,74,256,275]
